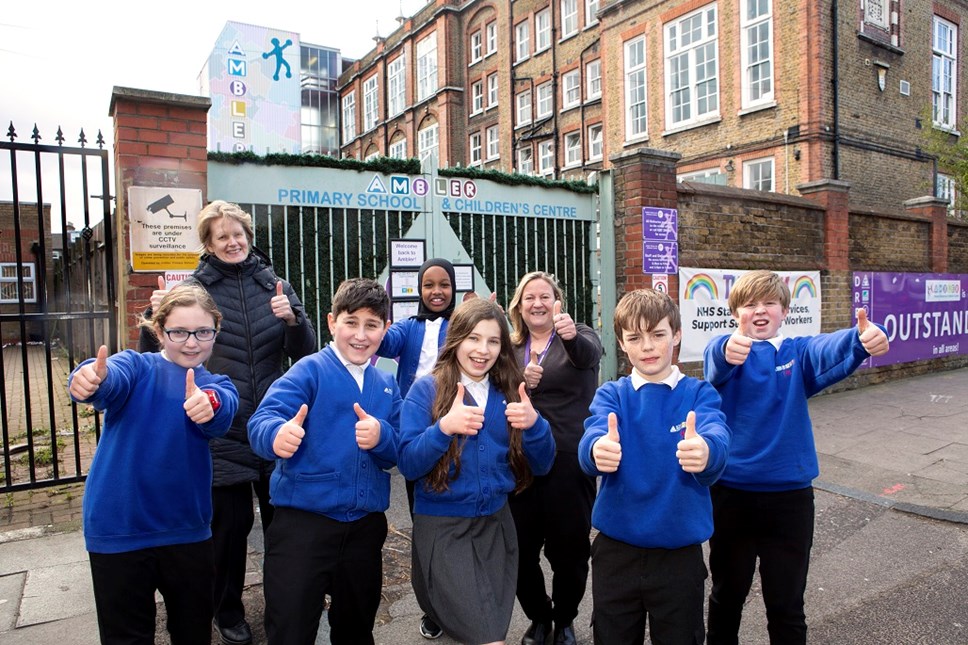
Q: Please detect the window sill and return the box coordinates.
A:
[857,31,904,56]
[662,115,722,137]
[623,135,650,147]
[933,124,962,137]
[738,101,776,117]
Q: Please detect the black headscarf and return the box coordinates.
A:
[413,258,457,321]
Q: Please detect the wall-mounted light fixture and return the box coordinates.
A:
[874,60,890,92]
[724,159,735,172]
[793,148,801,161]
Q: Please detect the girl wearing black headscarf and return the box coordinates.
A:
[377,257,456,640]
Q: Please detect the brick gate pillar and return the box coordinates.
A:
[109,87,211,350]
[608,148,681,296]
[904,196,949,273]
[797,179,851,271]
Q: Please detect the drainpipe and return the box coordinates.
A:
[579,38,599,170]
[831,0,841,179]
[551,1,559,179]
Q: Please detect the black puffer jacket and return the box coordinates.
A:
[139,248,317,485]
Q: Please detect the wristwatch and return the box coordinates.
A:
[203,389,221,413]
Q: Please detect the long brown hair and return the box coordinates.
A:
[425,298,533,494]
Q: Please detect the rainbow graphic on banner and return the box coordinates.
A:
[792,275,817,299]
[684,273,718,300]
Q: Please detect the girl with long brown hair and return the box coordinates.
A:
[399,298,556,645]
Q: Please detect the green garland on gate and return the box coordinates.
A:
[207,152,598,195]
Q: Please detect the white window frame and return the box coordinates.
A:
[561,0,579,39]
[0,262,36,304]
[586,59,602,100]
[515,21,530,63]
[562,70,581,109]
[538,140,555,176]
[564,131,581,167]
[536,9,552,52]
[388,138,408,159]
[537,82,554,118]
[470,31,483,64]
[585,0,600,27]
[487,73,499,108]
[937,173,957,213]
[624,36,648,140]
[418,123,439,164]
[486,22,498,55]
[362,75,379,132]
[471,81,484,115]
[469,132,483,166]
[516,91,533,127]
[486,125,500,160]
[933,16,958,130]
[417,33,438,101]
[664,4,720,129]
[588,123,603,160]
[741,0,773,108]
[387,54,406,117]
[341,91,356,141]
[743,157,774,192]
[517,147,534,175]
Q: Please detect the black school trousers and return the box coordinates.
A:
[88,539,214,645]
[263,507,387,645]
[707,484,815,645]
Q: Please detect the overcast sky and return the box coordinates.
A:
[2,1,428,139]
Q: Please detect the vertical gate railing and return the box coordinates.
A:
[1,123,115,492]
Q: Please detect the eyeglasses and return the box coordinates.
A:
[163,328,217,343]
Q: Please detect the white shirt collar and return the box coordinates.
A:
[756,333,785,351]
[330,342,368,390]
[630,365,685,390]
[460,372,490,407]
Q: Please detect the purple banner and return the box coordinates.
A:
[853,272,968,367]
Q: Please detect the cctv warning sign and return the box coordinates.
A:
[127,187,203,271]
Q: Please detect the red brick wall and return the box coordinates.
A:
[109,88,211,350]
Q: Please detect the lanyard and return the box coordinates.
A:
[524,329,556,367]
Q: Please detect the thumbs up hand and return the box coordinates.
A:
[439,383,485,436]
[149,275,168,311]
[271,281,297,325]
[183,368,216,423]
[593,413,622,473]
[273,404,308,458]
[675,411,709,473]
[725,312,754,365]
[70,345,110,399]
[354,402,381,450]
[524,349,544,389]
[552,300,577,340]
[856,308,889,357]
[505,383,539,429]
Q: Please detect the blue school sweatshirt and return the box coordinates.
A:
[579,374,730,549]
[704,328,874,492]
[377,318,449,397]
[69,350,238,554]
[399,375,556,518]
[247,346,401,522]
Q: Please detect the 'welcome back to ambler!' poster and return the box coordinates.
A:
[853,272,968,368]
[678,268,822,362]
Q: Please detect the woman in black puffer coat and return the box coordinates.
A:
[140,201,316,645]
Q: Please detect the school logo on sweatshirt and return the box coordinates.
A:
[775,359,795,376]
[670,421,688,439]
[384,387,393,395]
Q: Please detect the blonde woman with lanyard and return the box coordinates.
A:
[507,272,603,645]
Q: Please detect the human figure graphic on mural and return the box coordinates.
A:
[262,37,292,81]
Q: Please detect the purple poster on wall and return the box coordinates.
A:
[852,272,968,368]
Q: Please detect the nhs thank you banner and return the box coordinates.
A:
[853,272,967,368]
[678,268,822,362]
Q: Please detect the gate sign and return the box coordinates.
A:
[127,187,203,272]
[643,241,678,274]
[642,207,678,240]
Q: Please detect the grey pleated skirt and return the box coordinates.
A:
[411,503,519,644]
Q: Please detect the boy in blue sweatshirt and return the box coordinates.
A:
[248,278,401,645]
[579,288,730,645]
[703,270,889,645]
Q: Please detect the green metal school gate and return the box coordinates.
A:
[209,162,603,351]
